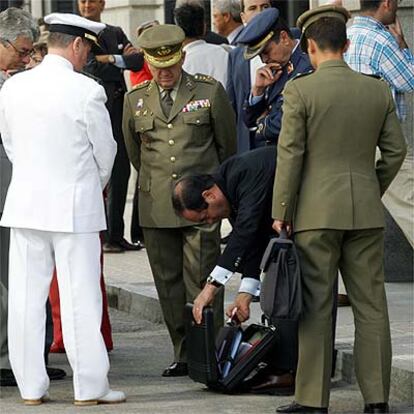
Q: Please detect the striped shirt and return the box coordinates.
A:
[345,15,414,120]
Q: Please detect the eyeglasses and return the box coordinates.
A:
[4,39,34,58]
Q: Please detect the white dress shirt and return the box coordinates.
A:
[182,39,229,87]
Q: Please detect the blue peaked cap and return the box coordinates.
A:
[237,8,280,60]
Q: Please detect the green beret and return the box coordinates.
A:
[138,24,185,68]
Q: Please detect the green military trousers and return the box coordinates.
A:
[294,228,391,408]
[143,223,223,363]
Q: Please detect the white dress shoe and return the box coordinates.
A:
[74,389,126,406]
[23,391,50,405]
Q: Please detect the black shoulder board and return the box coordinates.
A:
[291,70,314,81]
[361,73,382,80]
[80,70,103,85]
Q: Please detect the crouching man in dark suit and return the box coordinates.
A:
[172,147,296,395]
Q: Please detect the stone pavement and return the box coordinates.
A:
[0,309,412,414]
[0,212,412,413]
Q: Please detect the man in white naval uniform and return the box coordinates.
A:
[0,13,125,406]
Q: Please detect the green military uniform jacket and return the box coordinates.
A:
[272,60,407,232]
[123,72,237,228]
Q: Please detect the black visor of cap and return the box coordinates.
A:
[48,24,97,42]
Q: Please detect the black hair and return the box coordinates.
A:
[360,0,383,11]
[304,16,347,52]
[174,4,205,38]
[271,17,293,43]
[172,174,215,214]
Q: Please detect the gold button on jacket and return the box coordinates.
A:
[123,73,237,228]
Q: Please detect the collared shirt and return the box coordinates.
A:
[345,15,414,120]
[182,40,229,87]
[227,25,244,46]
[157,76,182,102]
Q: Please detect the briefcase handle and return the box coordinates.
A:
[259,234,293,273]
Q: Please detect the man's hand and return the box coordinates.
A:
[272,219,292,237]
[388,17,408,49]
[226,293,253,323]
[252,63,283,97]
[123,43,139,56]
[95,54,112,64]
[192,284,217,324]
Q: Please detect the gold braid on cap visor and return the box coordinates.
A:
[143,45,183,68]
[244,30,275,59]
[84,32,99,45]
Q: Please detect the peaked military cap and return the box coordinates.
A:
[297,5,350,51]
[138,24,185,68]
[44,13,105,46]
[237,8,280,60]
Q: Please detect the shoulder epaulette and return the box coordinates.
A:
[132,79,150,90]
[361,73,382,80]
[79,70,103,85]
[126,80,150,96]
[194,73,216,84]
[291,70,314,81]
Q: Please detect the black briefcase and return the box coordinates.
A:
[185,303,278,393]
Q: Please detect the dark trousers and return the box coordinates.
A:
[105,94,131,243]
[130,177,144,243]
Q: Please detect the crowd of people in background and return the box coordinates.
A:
[0,0,412,412]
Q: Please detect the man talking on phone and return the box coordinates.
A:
[239,8,312,148]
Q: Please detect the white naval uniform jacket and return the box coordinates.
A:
[0,54,117,233]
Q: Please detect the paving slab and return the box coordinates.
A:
[0,309,412,414]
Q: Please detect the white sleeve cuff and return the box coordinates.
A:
[239,278,261,296]
[249,93,264,106]
[210,265,234,285]
[113,55,127,69]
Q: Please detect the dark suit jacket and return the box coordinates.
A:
[84,24,144,138]
[215,147,277,279]
[204,31,228,45]
[226,46,254,154]
[242,45,312,147]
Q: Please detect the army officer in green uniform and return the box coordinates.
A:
[272,6,407,414]
[122,24,236,377]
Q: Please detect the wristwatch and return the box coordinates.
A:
[108,55,115,64]
[206,275,223,288]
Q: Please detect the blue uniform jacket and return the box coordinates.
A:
[226,46,254,154]
[242,45,312,147]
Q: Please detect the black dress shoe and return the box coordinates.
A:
[248,372,295,395]
[47,367,66,381]
[0,367,66,387]
[162,362,188,377]
[276,402,328,413]
[364,403,389,413]
[103,242,125,253]
[118,238,144,251]
[0,369,17,386]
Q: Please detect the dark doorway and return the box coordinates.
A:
[165,0,212,28]
[273,0,309,26]
[0,0,24,11]
[51,0,77,13]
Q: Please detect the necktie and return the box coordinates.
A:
[161,89,174,117]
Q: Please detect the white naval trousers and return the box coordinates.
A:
[7,228,110,400]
